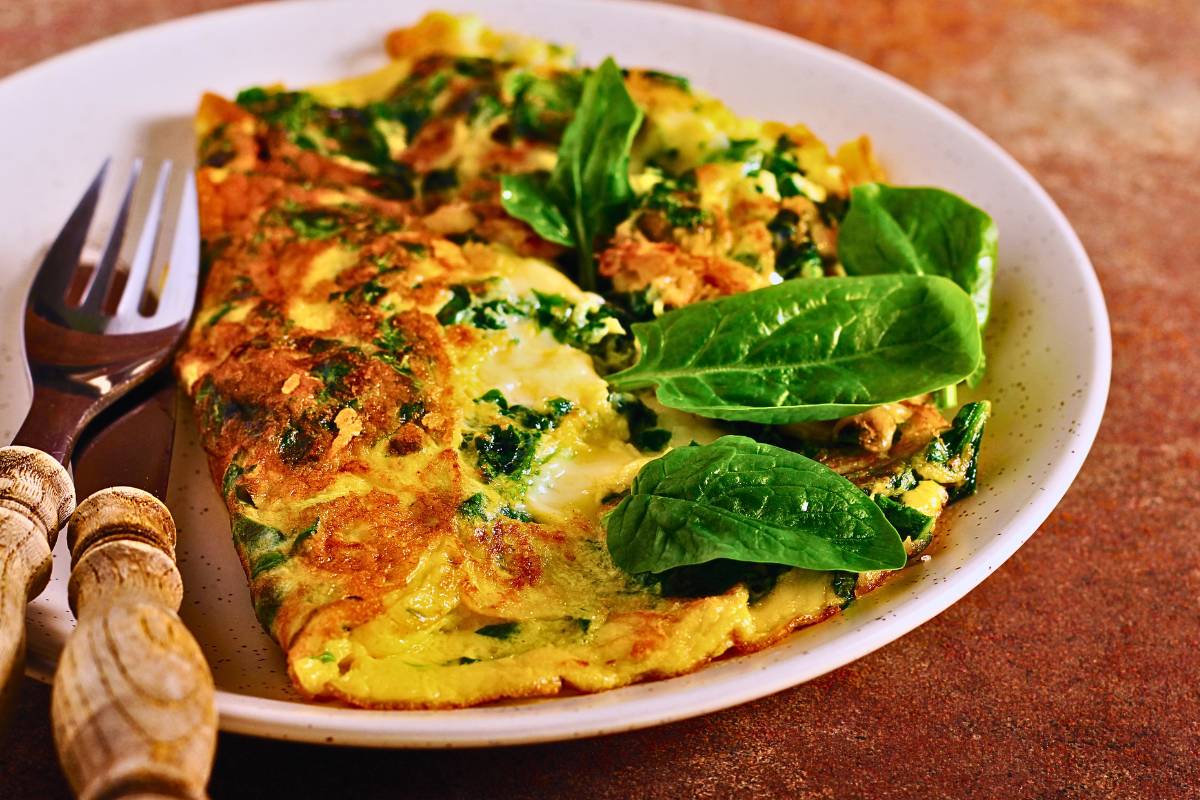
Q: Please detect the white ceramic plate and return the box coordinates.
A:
[2,0,1109,747]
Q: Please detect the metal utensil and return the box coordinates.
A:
[14,158,197,462]
[71,371,179,503]
[0,158,202,733]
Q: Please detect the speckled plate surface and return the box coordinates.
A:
[3,0,1109,747]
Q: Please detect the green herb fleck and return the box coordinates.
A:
[508,70,583,142]
[279,422,316,465]
[288,208,344,241]
[332,279,387,305]
[375,69,451,138]
[373,316,408,352]
[290,519,320,555]
[498,506,533,522]
[831,572,858,608]
[475,622,520,640]
[458,493,487,519]
[398,401,426,424]
[477,390,572,432]
[232,516,285,551]
[254,585,282,632]
[639,69,691,92]
[643,180,709,230]
[471,425,539,481]
[222,462,246,498]
[250,551,288,578]
[310,357,353,401]
[436,285,472,325]
[205,301,235,327]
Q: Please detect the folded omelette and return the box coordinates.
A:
[177,12,984,708]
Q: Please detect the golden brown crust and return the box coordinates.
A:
[599,240,767,307]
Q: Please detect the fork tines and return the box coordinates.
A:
[31,159,199,335]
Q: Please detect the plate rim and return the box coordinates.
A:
[9,0,1111,748]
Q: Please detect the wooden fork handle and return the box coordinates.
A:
[0,446,75,722]
[53,487,216,800]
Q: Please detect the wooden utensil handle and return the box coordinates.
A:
[0,446,74,721]
[53,487,216,800]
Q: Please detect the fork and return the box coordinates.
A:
[0,160,215,797]
[13,159,197,461]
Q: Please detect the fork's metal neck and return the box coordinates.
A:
[12,383,97,465]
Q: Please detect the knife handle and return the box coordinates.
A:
[0,446,74,721]
[53,487,216,800]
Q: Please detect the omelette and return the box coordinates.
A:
[178,12,992,708]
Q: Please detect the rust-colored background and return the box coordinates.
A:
[2,1,1198,798]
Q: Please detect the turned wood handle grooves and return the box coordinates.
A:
[0,445,75,721]
[66,487,178,616]
[53,487,216,800]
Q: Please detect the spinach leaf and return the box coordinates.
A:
[606,274,982,423]
[838,183,997,385]
[605,436,906,575]
[475,622,520,640]
[498,174,572,246]
[874,495,934,544]
[654,560,789,602]
[500,57,644,290]
[919,400,991,501]
[610,392,671,453]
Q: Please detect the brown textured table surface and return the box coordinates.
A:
[2,1,1198,798]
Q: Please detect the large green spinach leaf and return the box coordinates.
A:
[605,436,906,576]
[606,274,982,423]
[838,183,997,385]
[500,57,643,290]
